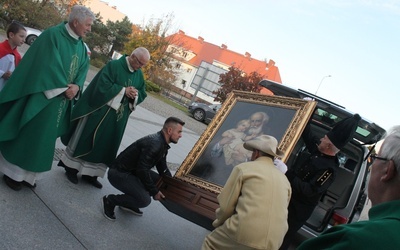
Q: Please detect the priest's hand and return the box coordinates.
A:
[125,86,138,99]
[65,83,80,100]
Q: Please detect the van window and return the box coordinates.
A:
[314,108,371,139]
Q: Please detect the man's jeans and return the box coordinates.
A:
[107,168,160,209]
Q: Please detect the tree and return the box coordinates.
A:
[84,13,111,63]
[83,14,133,67]
[0,0,88,29]
[123,14,181,88]
[106,17,132,57]
[213,66,265,103]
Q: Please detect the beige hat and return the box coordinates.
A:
[243,135,284,157]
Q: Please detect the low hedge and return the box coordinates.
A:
[146,80,161,93]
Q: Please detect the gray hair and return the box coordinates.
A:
[68,5,95,24]
[379,125,400,172]
[131,47,151,61]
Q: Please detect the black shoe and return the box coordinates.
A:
[57,160,67,168]
[119,206,143,216]
[3,175,22,191]
[102,195,116,221]
[82,175,103,189]
[59,161,79,184]
[65,169,78,184]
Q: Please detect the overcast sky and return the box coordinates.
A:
[106,0,400,131]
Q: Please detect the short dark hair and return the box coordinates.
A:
[163,117,185,129]
[7,21,26,38]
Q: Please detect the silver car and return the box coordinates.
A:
[188,102,221,123]
[24,26,42,45]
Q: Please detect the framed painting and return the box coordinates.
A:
[174,90,317,193]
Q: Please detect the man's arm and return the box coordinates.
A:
[135,142,163,196]
[213,167,243,227]
[287,167,335,198]
[155,152,172,178]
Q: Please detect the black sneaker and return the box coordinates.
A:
[102,195,116,221]
[119,206,143,216]
[3,175,22,191]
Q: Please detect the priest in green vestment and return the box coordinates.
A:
[0,5,95,191]
[58,47,150,189]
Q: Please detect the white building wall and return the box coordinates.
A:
[172,61,218,104]
[85,0,126,23]
[167,45,225,104]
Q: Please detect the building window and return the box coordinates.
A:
[181,80,186,87]
[187,68,192,73]
[175,63,181,69]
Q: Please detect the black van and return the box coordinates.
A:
[259,80,386,240]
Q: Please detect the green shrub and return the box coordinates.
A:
[146,80,161,93]
[90,58,105,68]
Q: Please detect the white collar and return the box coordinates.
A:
[65,23,79,40]
[125,56,134,72]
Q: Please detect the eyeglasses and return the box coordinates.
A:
[369,153,389,163]
[133,54,146,67]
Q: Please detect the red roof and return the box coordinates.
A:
[168,30,282,83]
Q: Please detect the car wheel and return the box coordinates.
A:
[193,109,205,121]
[26,35,37,45]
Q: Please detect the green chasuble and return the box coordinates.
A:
[61,55,147,165]
[0,22,90,172]
[298,200,400,249]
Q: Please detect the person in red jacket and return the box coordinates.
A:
[0,21,26,91]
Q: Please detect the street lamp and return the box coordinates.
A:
[315,75,332,95]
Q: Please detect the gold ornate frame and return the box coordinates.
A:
[175,90,316,193]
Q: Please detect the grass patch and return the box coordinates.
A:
[147,92,188,113]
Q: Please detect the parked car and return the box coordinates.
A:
[24,26,42,45]
[259,79,385,242]
[188,102,221,123]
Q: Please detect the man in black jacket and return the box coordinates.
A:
[279,114,361,249]
[102,117,185,220]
